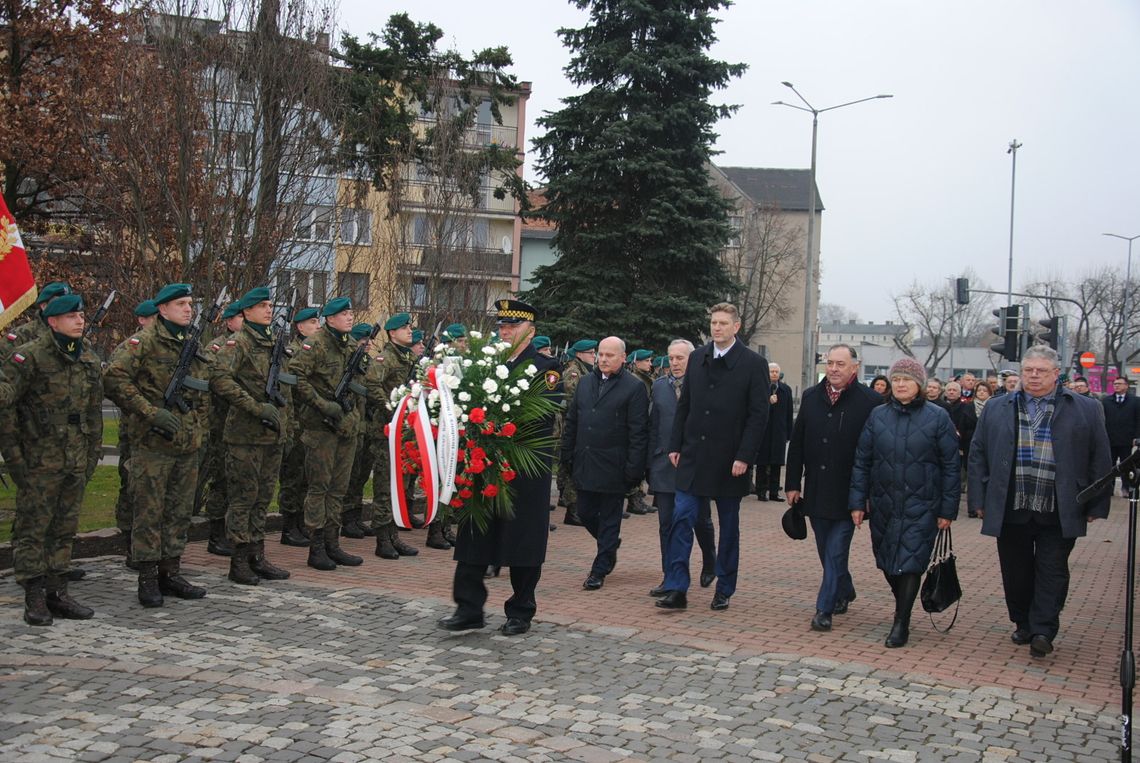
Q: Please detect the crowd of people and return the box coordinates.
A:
[0,285,1124,660]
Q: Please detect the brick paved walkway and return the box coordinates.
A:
[0,494,1132,761]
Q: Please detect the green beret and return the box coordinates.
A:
[154,283,193,305]
[221,301,242,320]
[629,349,653,362]
[293,307,319,323]
[237,286,271,311]
[384,312,412,331]
[653,356,668,368]
[134,299,158,317]
[42,294,84,317]
[443,322,466,340]
[533,335,551,349]
[36,282,71,306]
[412,329,424,344]
[320,297,352,317]
[350,322,373,341]
[570,339,598,353]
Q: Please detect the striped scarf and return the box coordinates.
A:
[1014,393,1056,514]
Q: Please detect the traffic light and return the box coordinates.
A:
[1037,315,1065,351]
[955,278,970,306]
[989,304,1021,362]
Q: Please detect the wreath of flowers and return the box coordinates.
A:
[387,330,561,533]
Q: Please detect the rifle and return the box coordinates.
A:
[152,287,229,440]
[262,290,299,430]
[406,321,443,384]
[82,290,118,338]
[325,321,383,430]
[557,342,569,366]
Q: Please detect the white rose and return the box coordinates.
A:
[458,391,471,402]
[462,359,473,367]
[444,374,460,390]
[482,346,497,356]
[517,379,530,391]
[469,330,483,340]
[491,394,502,403]
[524,365,538,377]
[411,383,422,397]
[509,386,520,396]
[501,403,511,412]
[482,379,499,394]
[461,413,469,422]
[428,389,440,403]
[495,365,509,380]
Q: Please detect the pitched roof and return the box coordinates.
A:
[717,166,824,212]
[522,188,556,233]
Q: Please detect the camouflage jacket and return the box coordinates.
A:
[633,368,655,398]
[0,331,103,475]
[209,322,287,446]
[103,321,210,455]
[290,326,361,439]
[0,317,47,364]
[562,358,592,405]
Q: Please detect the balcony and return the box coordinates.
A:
[415,118,518,150]
[401,245,513,278]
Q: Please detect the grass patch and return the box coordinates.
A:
[0,465,121,544]
[103,415,120,447]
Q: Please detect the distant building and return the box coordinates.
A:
[819,320,910,348]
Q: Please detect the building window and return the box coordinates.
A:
[410,277,428,309]
[338,272,369,309]
[295,206,335,242]
[339,208,372,246]
[727,215,743,249]
[276,269,328,307]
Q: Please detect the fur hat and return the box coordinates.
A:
[888,356,927,387]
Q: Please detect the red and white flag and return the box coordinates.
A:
[0,194,35,331]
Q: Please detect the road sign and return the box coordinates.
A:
[1079,352,1096,368]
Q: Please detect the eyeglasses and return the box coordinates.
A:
[1021,368,1056,376]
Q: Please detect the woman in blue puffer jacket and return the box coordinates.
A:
[850,357,959,648]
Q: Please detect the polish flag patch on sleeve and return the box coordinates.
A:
[129,337,141,346]
[302,343,312,351]
[12,353,25,363]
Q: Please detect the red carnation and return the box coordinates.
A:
[481,484,500,498]
[482,423,496,435]
[470,447,487,461]
[499,422,517,437]
[468,460,486,474]
[450,498,463,508]
[459,488,473,499]
[469,407,486,424]
[501,470,517,482]
[383,424,391,437]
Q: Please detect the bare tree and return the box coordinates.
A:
[892,270,995,373]
[818,302,859,325]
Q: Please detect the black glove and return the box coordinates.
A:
[150,408,181,437]
[258,403,281,432]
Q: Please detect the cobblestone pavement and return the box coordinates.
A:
[1,494,1132,761]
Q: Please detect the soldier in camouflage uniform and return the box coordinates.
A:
[369,312,421,558]
[113,299,159,570]
[278,307,320,546]
[625,349,657,515]
[209,287,291,585]
[0,281,71,365]
[533,335,554,358]
[0,295,102,625]
[342,322,378,539]
[289,296,366,571]
[556,339,597,526]
[104,283,212,607]
[196,301,244,557]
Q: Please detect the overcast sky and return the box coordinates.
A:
[337,0,1140,321]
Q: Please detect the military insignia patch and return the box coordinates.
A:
[209,343,221,352]
[4,333,15,342]
[225,340,236,346]
[12,353,25,363]
[302,343,312,351]
[544,369,561,390]
[128,337,141,346]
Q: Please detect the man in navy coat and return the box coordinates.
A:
[659,303,769,611]
[969,346,1112,658]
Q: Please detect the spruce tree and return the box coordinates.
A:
[525,0,745,350]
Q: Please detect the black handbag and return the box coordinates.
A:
[920,526,961,631]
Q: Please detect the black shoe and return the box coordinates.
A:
[325,542,363,567]
[159,572,207,600]
[375,534,399,560]
[438,613,485,631]
[341,518,365,539]
[46,588,94,620]
[885,616,910,648]
[967,511,979,518]
[583,575,604,591]
[65,568,86,582]
[768,491,782,502]
[280,515,310,547]
[699,569,715,588]
[307,529,337,571]
[484,565,501,578]
[499,617,530,636]
[1030,634,1054,658]
[810,611,832,632]
[207,519,233,557]
[249,541,290,580]
[756,493,769,502]
[390,529,420,557]
[1011,627,1032,645]
[137,563,163,608]
[711,593,730,611]
[228,544,261,586]
[23,577,52,626]
[649,585,668,597]
[834,599,849,615]
[426,523,451,549]
[563,506,583,526]
[656,591,687,610]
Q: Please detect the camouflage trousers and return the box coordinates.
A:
[557,462,577,508]
[131,447,199,563]
[225,442,283,545]
[277,434,307,518]
[301,429,354,531]
[114,425,133,533]
[197,435,228,521]
[345,432,373,514]
[370,443,395,531]
[12,469,86,583]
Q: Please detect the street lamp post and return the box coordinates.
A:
[773,83,892,395]
[1007,140,1022,306]
[1106,233,1140,369]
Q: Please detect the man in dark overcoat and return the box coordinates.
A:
[440,300,561,636]
[785,344,882,632]
[561,336,648,591]
[755,361,794,501]
[1102,376,1140,496]
[659,302,768,611]
[969,345,1112,658]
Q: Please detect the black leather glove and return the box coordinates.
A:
[258,403,281,432]
[150,408,181,437]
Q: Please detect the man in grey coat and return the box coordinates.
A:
[969,345,1112,658]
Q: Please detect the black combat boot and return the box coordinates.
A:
[425,521,450,549]
[137,562,163,608]
[324,526,363,566]
[45,578,94,620]
[158,558,207,599]
[250,540,290,580]
[280,513,309,547]
[442,523,456,546]
[23,576,53,626]
[626,492,650,515]
[563,502,583,526]
[341,507,365,539]
[207,518,233,557]
[389,525,419,557]
[228,543,261,586]
[307,528,337,570]
[374,527,399,559]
